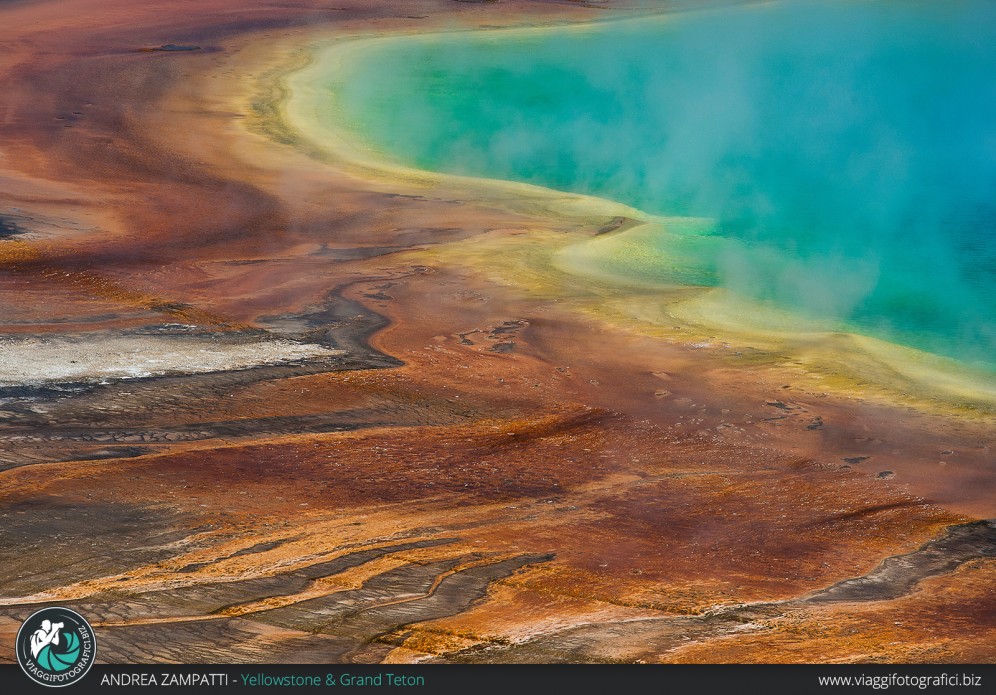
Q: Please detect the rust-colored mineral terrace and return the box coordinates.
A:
[0,0,992,665]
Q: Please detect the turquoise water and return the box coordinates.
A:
[336,1,996,369]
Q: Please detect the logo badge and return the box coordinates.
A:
[16,607,96,687]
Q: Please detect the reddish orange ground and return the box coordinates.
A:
[0,0,991,665]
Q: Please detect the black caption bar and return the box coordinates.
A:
[0,663,992,695]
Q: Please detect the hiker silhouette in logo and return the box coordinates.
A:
[30,619,64,659]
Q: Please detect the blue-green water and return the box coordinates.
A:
[336,1,996,369]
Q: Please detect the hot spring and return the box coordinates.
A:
[331,0,996,370]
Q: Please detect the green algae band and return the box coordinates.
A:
[335,0,996,370]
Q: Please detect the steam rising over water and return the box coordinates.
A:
[336,1,996,369]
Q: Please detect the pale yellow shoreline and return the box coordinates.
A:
[282,24,661,223]
[272,14,996,412]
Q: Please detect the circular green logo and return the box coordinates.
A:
[16,607,96,687]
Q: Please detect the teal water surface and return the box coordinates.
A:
[335,1,996,369]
